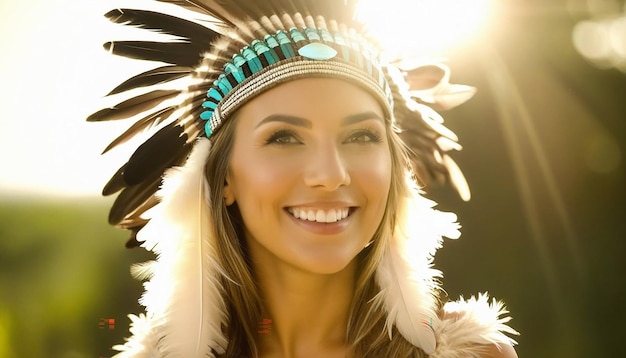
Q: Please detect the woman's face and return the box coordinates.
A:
[224,78,392,274]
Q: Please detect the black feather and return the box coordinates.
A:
[104,9,220,68]
[108,177,162,226]
[102,107,177,154]
[105,8,218,41]
[104,41,205,67]
[102,122,186,197]
[155,0,359,26]
[119,198,158,231]
[124,123,188,186]
[125,224,148,249]
[87,90,178,122]
[108,66,193,95]
[154,0,242,26]
[103,164,127,196]
[108,138,194,226]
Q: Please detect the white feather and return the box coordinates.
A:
[375,177,461,354]
[113,138,228,357]
[441,154,471,202]
[112,314,160,358]
[431,293,519,358]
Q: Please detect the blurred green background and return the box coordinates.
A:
[0,199,153,357]
[1,0,625,357]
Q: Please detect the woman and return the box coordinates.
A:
[89,1,518,356]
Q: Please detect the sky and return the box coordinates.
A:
[0,0,495,198]
[0,0,144,197]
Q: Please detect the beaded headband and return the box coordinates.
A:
[200,24,393,138]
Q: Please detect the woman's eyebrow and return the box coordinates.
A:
[341,111,384,126]
[255,114,312,128]
[255,111,383,128]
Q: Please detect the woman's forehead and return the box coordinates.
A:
[236,77,387,122]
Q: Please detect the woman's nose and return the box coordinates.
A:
[303,143,351,191]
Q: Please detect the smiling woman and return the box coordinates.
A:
[87,1,518,357]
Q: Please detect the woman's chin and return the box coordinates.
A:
[286,249,361,275]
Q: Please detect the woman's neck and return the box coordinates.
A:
[252,252,356,358]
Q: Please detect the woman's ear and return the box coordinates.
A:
[223,173,236,206]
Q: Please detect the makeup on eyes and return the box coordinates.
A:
[258,112,385,146]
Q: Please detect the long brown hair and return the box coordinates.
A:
[204,109,430,357]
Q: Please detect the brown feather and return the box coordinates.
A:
[108,66,193,95]
[102,107,177,154]
[87,90,179,122]
[124,123,188,186]
[108,178,162,226]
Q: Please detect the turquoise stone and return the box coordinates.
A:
[242,47,263,73]
[276,30,296,58]
[232,54,246,68]
[289,28,306,43]
[215,74,232,94]
[200,110,213,120]
[207,88,223,101]
[280,43,296,58]
[276,30,290,44]
[202,101,217,110]
[265,34,279,48]
[319,29,334,42]
[298,43,337,60]
[225,63,245,83]
[332,32,351,60]
[252,40,279,65]
[304,28,321,41]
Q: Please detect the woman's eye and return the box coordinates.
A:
[346,130,382,144]
[265,130,301,145]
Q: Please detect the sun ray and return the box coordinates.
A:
[482,46,587,318]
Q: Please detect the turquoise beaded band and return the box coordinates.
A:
[200,26,392,138]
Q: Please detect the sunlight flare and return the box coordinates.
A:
[356,0,494,56]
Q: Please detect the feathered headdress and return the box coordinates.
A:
[89,0,516,356]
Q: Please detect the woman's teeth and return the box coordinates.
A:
[288,207,350,223]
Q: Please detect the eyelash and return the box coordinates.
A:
[265,129,301,145]
[346,129,383,144]
[264,128,383,145]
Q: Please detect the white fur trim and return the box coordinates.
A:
[431,293,519,358]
